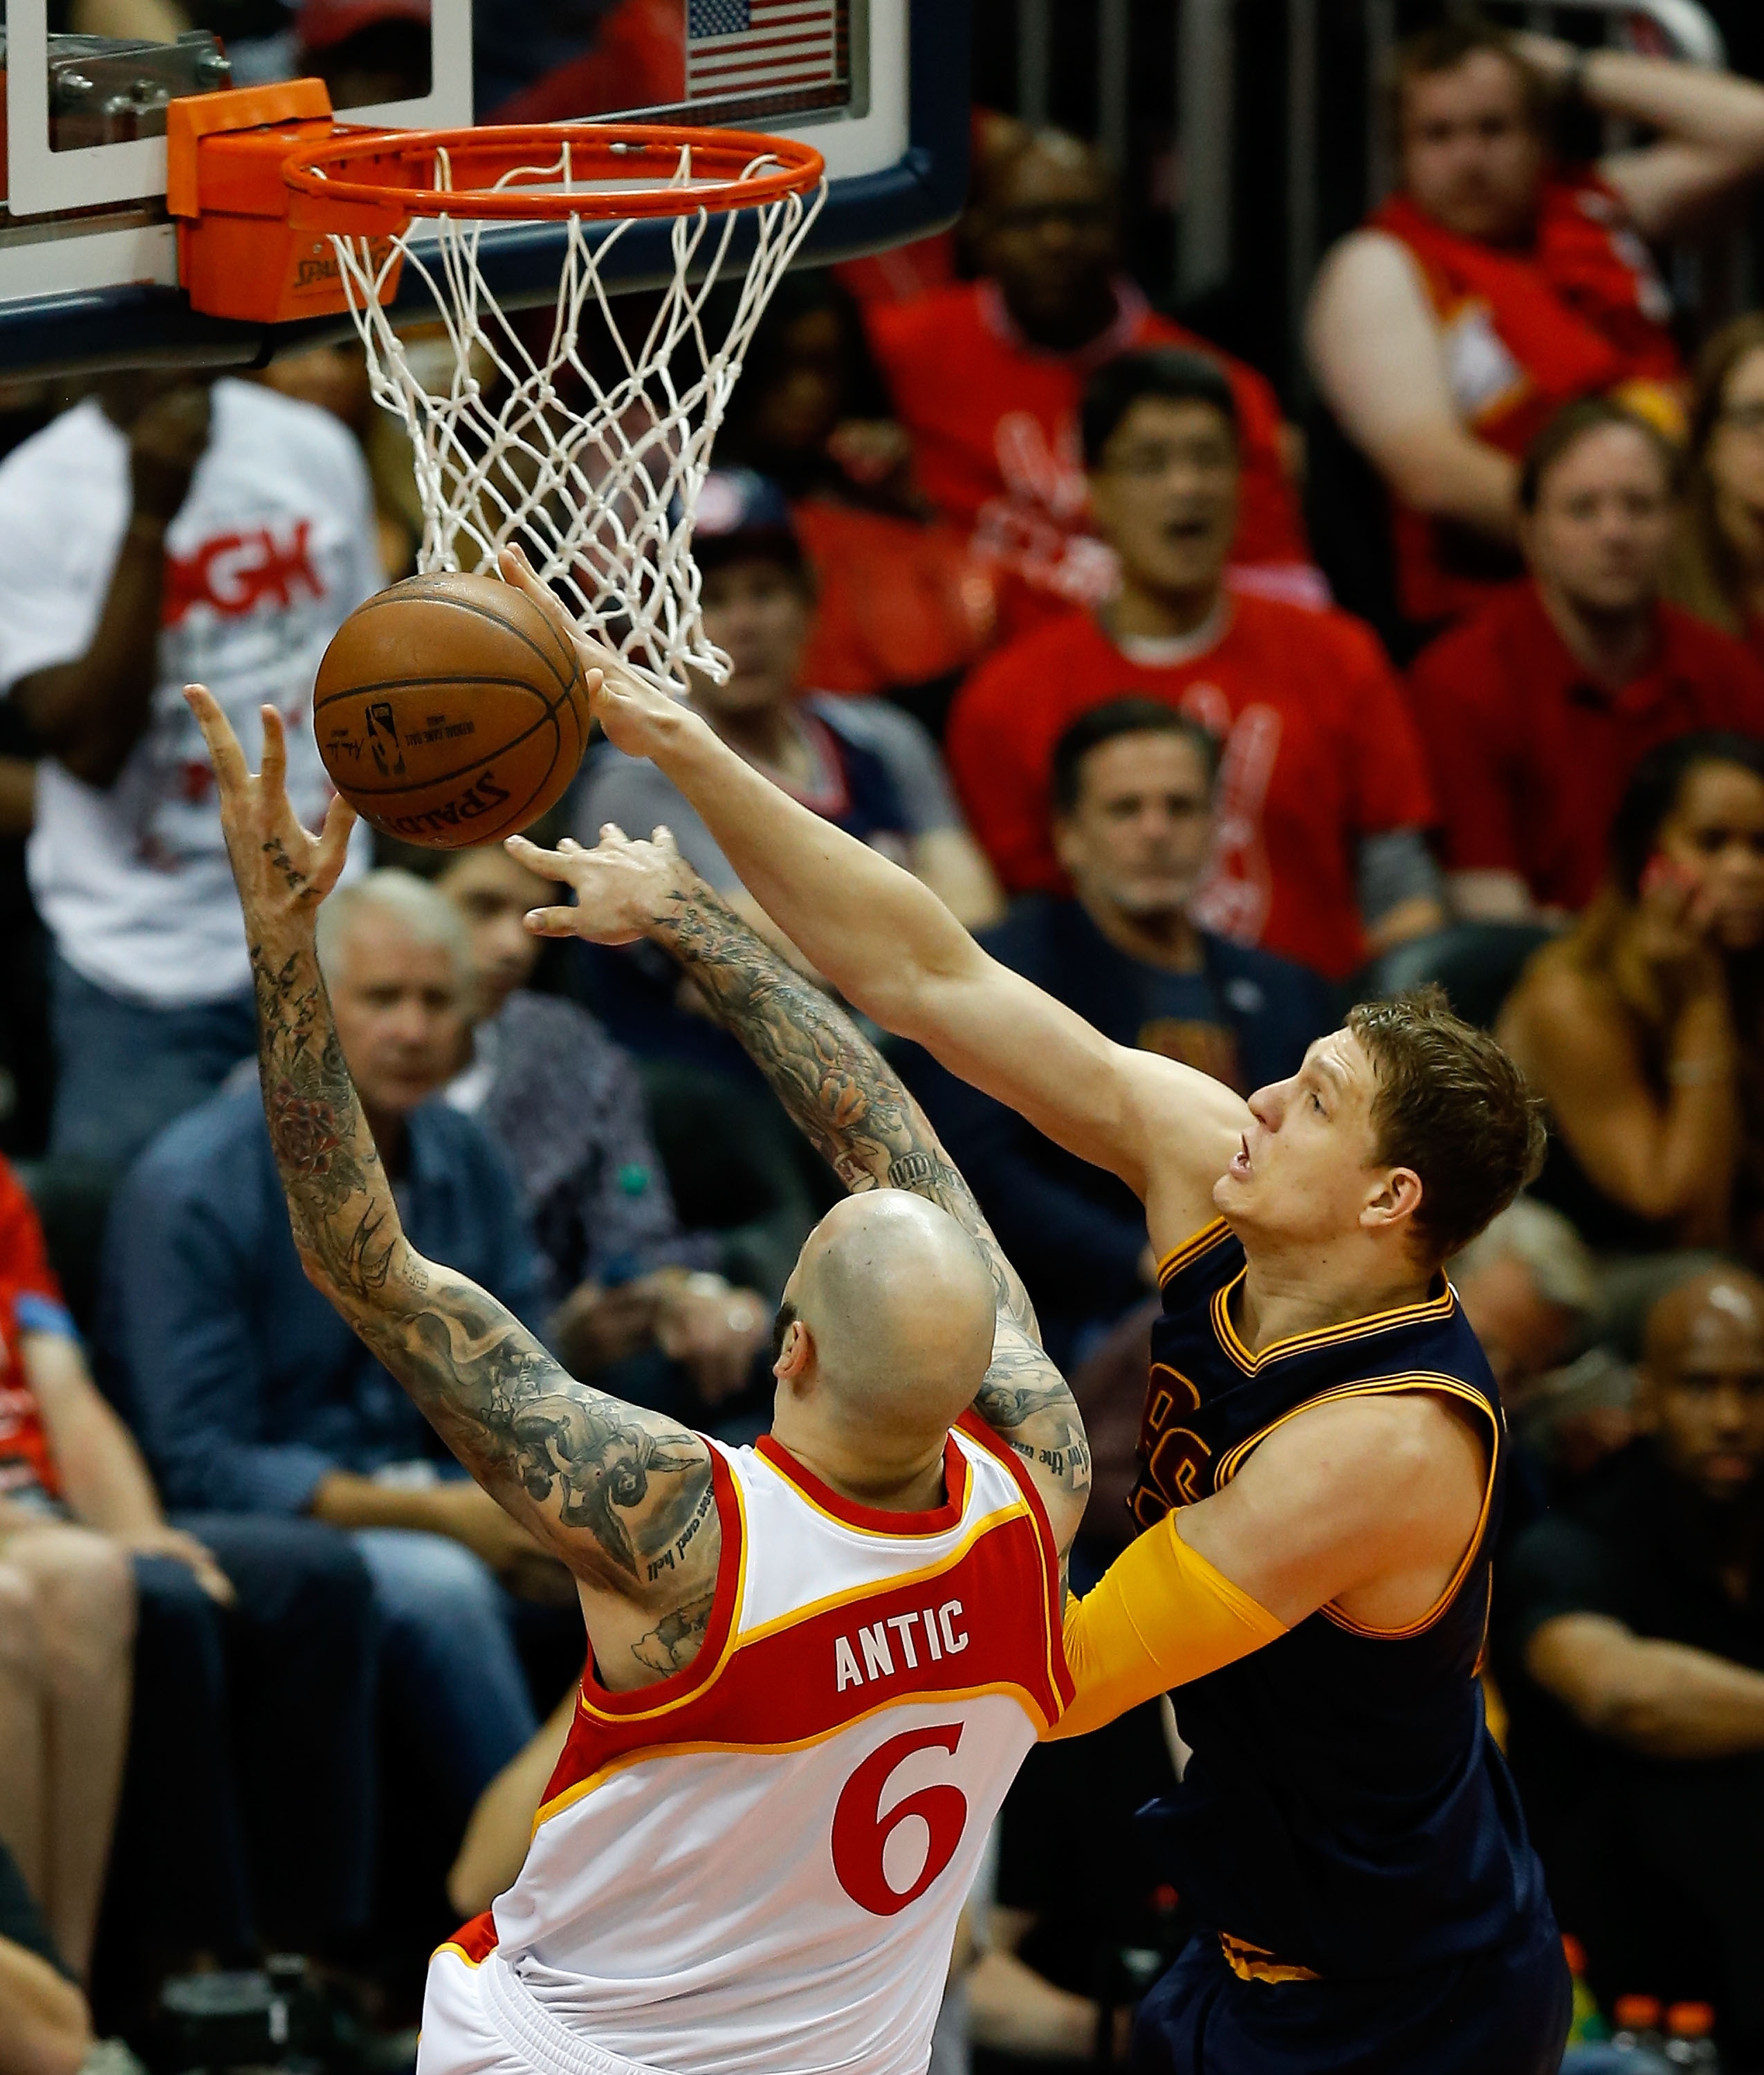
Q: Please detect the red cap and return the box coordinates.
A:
[1614,1995,1663,2029]
[1666,2004,1716,2040]
[298,0,430,54]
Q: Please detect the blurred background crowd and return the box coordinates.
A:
[4,1,1764,2071]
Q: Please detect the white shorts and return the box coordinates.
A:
[420,1945,676,2075]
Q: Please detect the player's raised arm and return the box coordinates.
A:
[508,824,1092,1552]
[499,550,1245,1246]
[184,690,721,1650]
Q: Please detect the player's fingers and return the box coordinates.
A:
[185,685,250,791]
[497,543,551,607]
[523,903,582,937]
[504,832,570,878]
[497,544,582,649]
[503,547,588,652]
[651,825,681,858]
[259,705,288,790]
[315,795,358,883]
[595,824,630,849]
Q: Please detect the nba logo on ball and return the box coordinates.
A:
[314,571,594,849]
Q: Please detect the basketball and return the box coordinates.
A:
[313,571,593,849]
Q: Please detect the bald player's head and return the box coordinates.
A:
[770,1192,998,1473]
[1638,1266,1764,1507]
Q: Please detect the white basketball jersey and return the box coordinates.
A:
[439,1415,1072,2075]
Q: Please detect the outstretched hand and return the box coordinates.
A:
[183,687,356,932]
[506,824,700,944]
[495,544,702,764]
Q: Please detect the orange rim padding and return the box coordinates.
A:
[282,122,826,228]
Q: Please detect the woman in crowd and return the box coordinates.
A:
[1666,312,1764,664]
[425,842,783,1432]
[1498,732,1764,1264]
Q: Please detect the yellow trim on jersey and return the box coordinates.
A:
[733,1495,1033,1650]
[1218,1933,1321,1984]
[1213,1372,1502,1641]
[1034,1505,1072,1724]
[952,1419,1074,1728]
[574,1467,753,1728]
[1210,1269,1456,1376]
[432,1939,486,1970]
[533,1679,1055,1827]
[1155,1217,1233,1286]
[755,1433,975,1538]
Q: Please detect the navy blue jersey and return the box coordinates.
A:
[1131,1219,1550,1984]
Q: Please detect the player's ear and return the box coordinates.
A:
[1361,1165,1423,1236]
[772,1313,813,1385]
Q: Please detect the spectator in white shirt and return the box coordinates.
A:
[0,373,378,1169]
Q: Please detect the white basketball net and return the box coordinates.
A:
[324,139,826,694]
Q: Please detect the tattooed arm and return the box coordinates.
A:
[509,827,1092,1555]
[185,690,723,1691]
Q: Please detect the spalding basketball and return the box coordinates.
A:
[313,571,593,848]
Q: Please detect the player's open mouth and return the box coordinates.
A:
[1230,1136,1251,1177]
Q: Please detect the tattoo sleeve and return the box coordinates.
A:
[650,881,1092,1520]
[247,921,715,1600]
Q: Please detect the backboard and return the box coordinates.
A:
[0,0,966,376]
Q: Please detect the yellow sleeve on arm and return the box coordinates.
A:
[1050,1511,1287,1740]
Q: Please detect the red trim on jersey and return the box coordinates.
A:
[578,1444,745,1720]
[439,1908,499,1966]
[755,1430,971,1537]
[956,1412,1076,1710]
[539,1506,1066,1816]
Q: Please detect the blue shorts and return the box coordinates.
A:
[1132,1910,1571,2075]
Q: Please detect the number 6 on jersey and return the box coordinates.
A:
[832,1725,969,1917]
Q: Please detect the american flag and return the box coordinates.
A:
[686,0,843,101]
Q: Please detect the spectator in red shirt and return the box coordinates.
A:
[946,350,1443,983]
[1308,18,1764,631]
[865,127,1315,645]
[1408,399,1764,922]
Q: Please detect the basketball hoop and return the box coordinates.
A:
[282,122,827,694]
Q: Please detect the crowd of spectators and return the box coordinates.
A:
[8,10,1764,2073]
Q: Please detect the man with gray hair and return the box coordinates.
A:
[1451,1197,1597,1406]
[102,865,564,1841]
[1452,1201,1648,1491]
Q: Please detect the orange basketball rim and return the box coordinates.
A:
[169,77,829,696]
[167,80,825,326]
